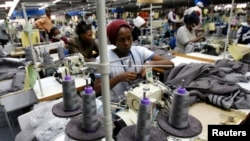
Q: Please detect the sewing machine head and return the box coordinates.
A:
[113,76,172,137]
[55,53,87,81]
[125,79,171,111]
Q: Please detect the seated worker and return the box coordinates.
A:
[174,12,205,53]
[49,27,69,45]
[94,20,174,102]
[68,21,99,62]
[236,15,250,45]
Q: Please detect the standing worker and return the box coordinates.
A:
[168,8,179,32]
[35,7,53,41]
[184,2,204,25]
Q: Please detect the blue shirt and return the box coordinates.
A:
[237,26,250,44]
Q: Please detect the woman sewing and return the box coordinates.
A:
[68,21,99,62]
[94,20,174,102]
[174,12,205,53]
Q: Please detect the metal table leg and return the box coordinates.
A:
[0,105,15,140]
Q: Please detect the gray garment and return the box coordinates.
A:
[151,47,175,59]
[0,58,26,95]
[164,59,250,109]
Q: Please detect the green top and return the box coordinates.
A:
[68,36,99,62]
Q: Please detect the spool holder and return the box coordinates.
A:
[156,109,202,138]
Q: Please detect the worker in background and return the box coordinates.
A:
[132,16,146,42]
[167,8,180,32]
[35,7,53,33]
[184,2,204,25]
[175,12,205,53]
[94,20,174,101]
[0,20,9,49]
[236,15,250,44]
[49,27,69,46]
[35,7,53,41]
[68,21,99,62]
[84,13,97,39]
[61,22,73,38]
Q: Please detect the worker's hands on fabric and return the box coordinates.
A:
[120,71,138,82]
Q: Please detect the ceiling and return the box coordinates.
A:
[0,0,249,20]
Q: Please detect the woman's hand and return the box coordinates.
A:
[119,71,138,82]
[139,61,151,77]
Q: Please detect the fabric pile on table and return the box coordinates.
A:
[164,59,250,109]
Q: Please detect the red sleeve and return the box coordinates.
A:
[61,37,69,44]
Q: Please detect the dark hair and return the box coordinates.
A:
[75,21,92,36]
[184,11,200,26]
[45,7,51,12]
[85,13,92,17]
[49,27,58,39]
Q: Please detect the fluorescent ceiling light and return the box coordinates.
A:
[8,0,20,17]
[5,1,13,7]
[52,0,62,4]
[39,4,49,10]
[0,5,7,8]
[0,1,14,8]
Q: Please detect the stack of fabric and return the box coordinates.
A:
[164,59,250,109]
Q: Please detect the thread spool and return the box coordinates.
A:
[65,86,105,141]
[135,93,151,141]
[156,80,202,139]
[215,26,222,37]
[24,47,34,62]
[52,73,81,118]
[42,50,52,65]
[117,93,166,141]
[62,75,80,111]
[57,46,65,60]
[82,86,99,132]
[168,81,189,129]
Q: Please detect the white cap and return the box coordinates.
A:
[133,16,145,28]
[196,2,204,8]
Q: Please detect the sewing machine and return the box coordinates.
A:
[112,68,172,134]
[206,37,234,55]
[34,41,65,62]
[125,79,171,112]
[55,53,90,82]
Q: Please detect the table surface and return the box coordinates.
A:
[189,103,250,141]
[33,76,90,102]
